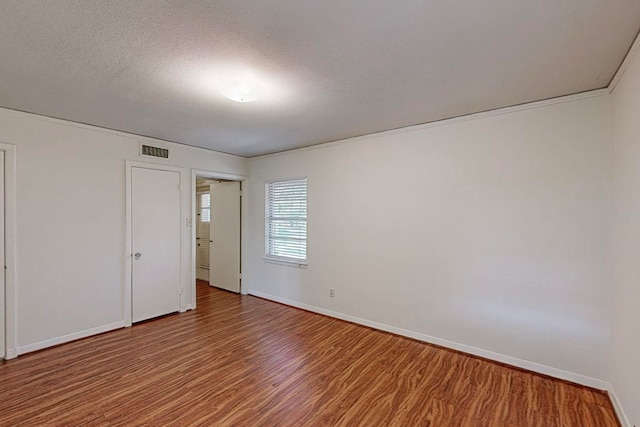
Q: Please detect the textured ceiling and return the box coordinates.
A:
[0,1,639,157]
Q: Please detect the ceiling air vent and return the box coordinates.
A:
[140,143,169,159]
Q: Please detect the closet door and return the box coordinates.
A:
[131,167,181,322]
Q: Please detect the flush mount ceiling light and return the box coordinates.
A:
[219,79,261,103]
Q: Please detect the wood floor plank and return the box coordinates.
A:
[0,281,620,426]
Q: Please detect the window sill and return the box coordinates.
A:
[263,257,308,269]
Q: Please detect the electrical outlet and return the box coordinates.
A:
[329,288,335,298]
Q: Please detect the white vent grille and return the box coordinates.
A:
[140,144,169,159]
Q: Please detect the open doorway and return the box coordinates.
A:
[191,170,247,309]
[195,178,213,283]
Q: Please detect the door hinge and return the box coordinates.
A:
[239,190,242,196]
[239,273,242,280]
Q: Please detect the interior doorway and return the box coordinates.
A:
[195,179,212,282]
[191,170,247,308]
[195,177,241,293]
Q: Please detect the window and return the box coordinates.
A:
[265,178,307,264]
[200,193,211,222]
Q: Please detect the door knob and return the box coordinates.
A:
[134,252,142,260]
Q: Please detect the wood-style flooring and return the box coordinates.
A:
[0,281,619,426]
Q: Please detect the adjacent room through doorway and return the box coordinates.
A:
[194,176,242,300]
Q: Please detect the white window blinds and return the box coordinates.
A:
[265,178,307,263]
[200,193,211,222]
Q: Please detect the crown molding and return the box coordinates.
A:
[251,88,609,160]
[609,29,640,93]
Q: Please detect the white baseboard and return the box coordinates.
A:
[16,321,126,356]
[248,290,609,390]
[4,347,18,360]
[608,386,632,427]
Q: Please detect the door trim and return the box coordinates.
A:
[191,169,248,309]
[125,161,188,327]
[0,143,16,359]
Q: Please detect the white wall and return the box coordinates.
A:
[0,107,247,353]
[610,45,640,426]
[247,94,613,383]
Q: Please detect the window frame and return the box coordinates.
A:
[199,192,211,223]
[264,177,308,268]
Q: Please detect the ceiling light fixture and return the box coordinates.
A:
[219,79,260,103]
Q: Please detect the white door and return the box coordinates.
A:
[0,151,5,358]
[209,181,241,293]
[131,167,181,322]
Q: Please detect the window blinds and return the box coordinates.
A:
[200,193,211,222]
[265,178,307,262]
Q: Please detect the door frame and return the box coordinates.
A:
[191,169,248,308]
[0,142,17,359]
[125,161,188,327]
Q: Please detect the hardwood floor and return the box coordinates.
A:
[1,281,619,426]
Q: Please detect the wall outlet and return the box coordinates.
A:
[329,288,335,298]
